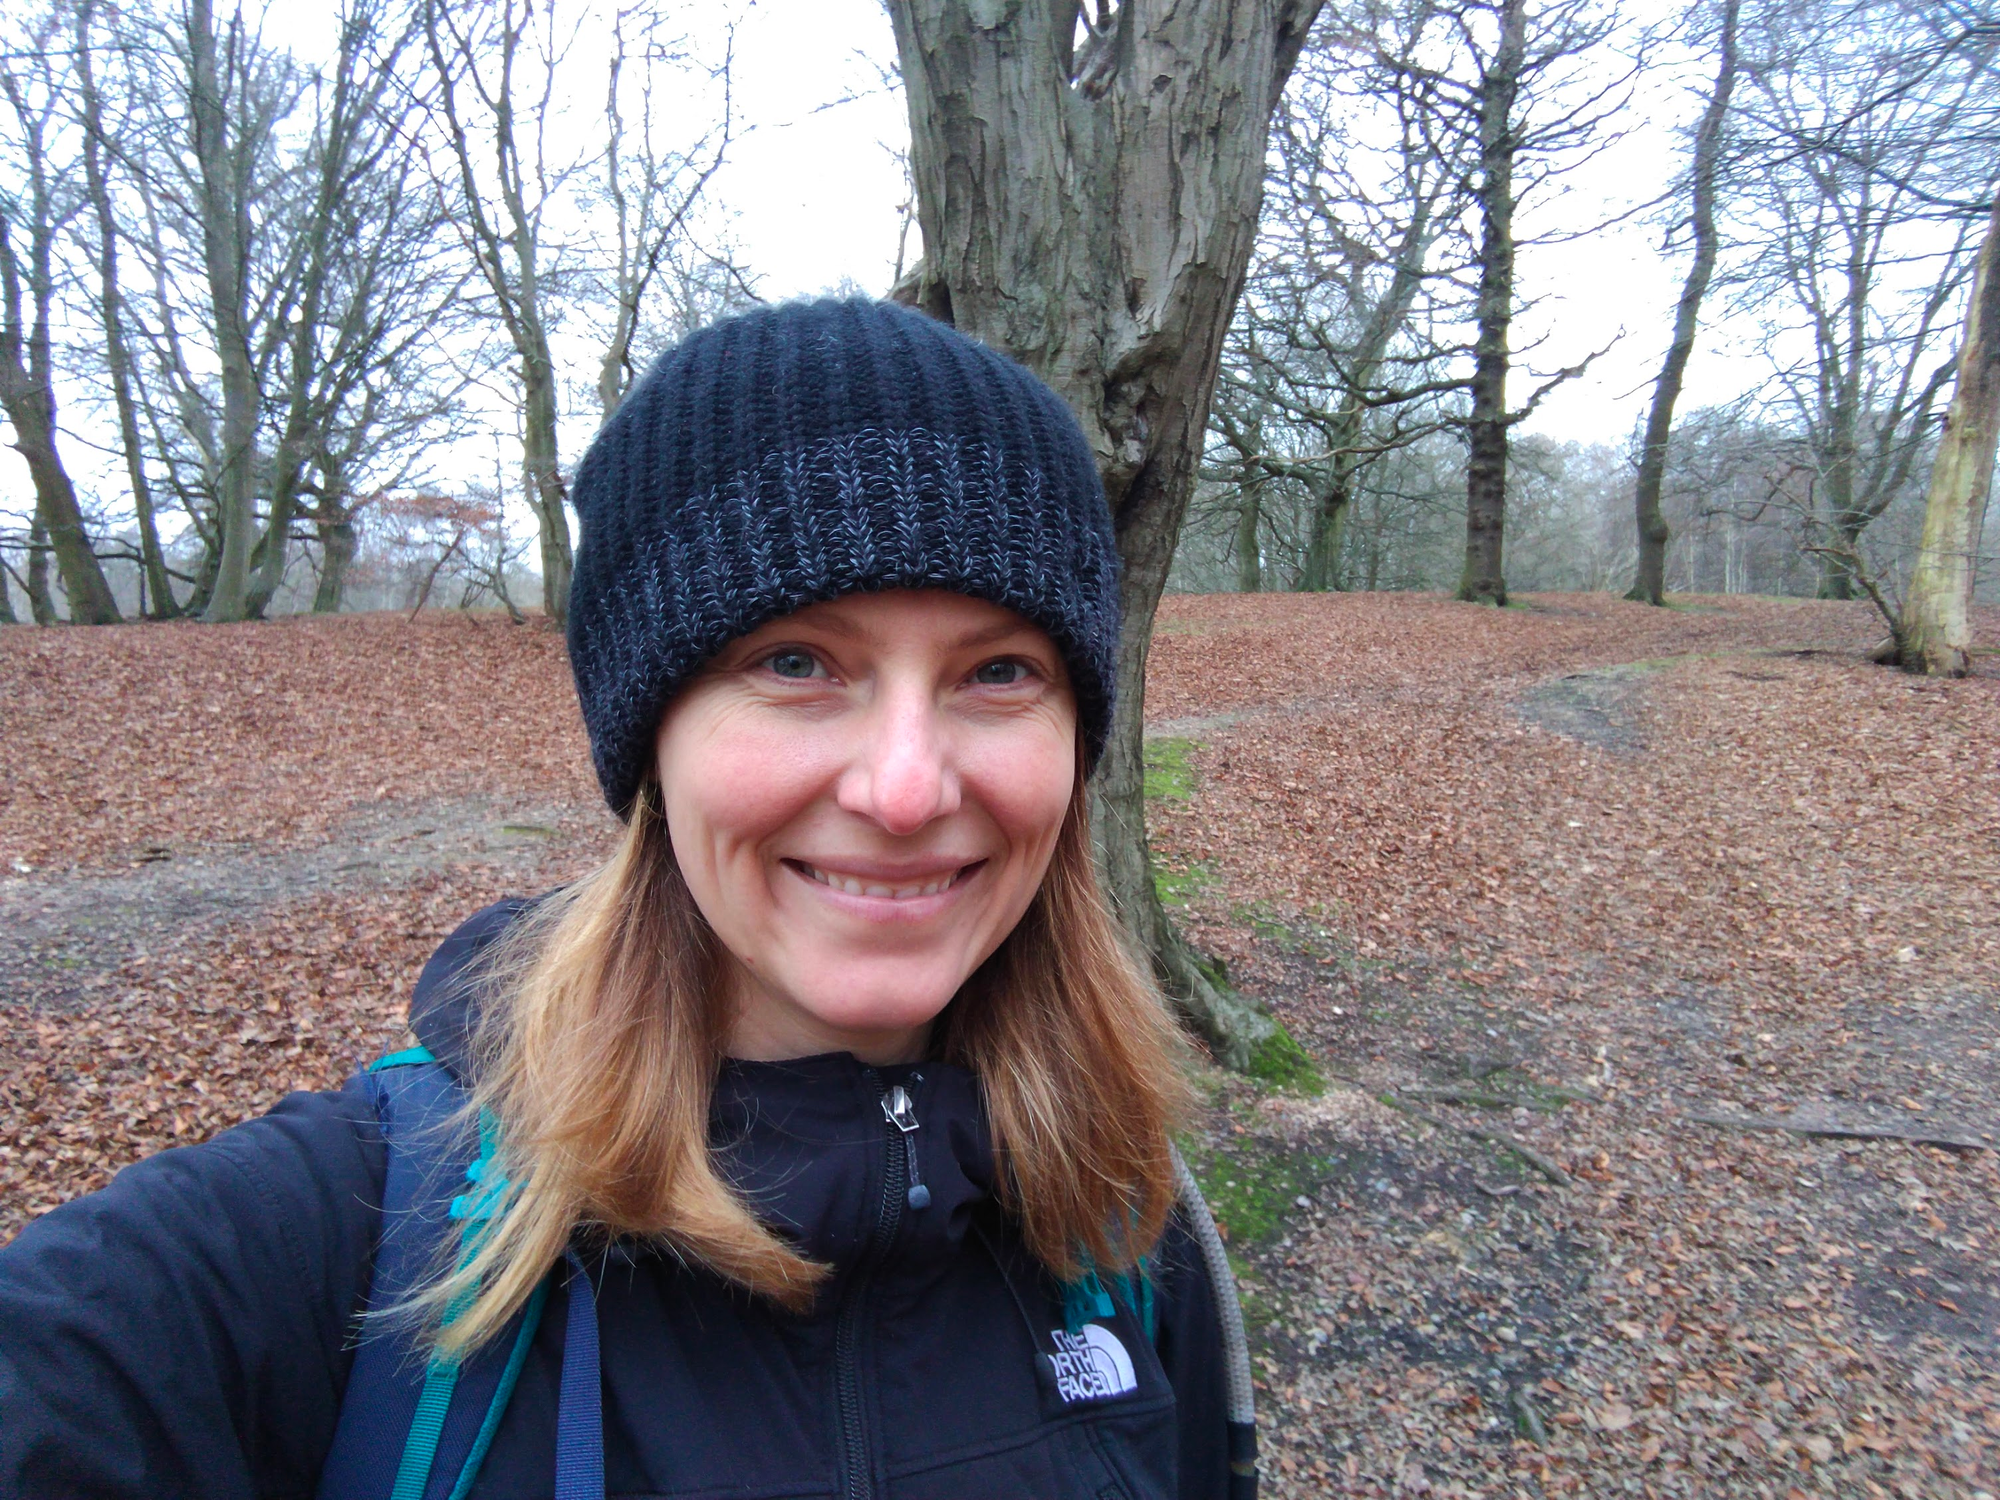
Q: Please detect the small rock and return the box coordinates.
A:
[1294,1195,1313,1209]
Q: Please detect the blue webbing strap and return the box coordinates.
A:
[554,1250,605,1500]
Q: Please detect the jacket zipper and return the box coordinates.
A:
[834,1072,925,1500]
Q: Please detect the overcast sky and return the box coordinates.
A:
[705,0,1767,450]
[14,0,1800,547]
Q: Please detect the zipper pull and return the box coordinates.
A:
[881,1085,931,1210]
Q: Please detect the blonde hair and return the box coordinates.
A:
[421,768,1190,1359]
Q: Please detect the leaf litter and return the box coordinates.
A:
[5,595,1999,1498]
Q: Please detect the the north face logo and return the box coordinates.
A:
[1048,1324,1138,1404]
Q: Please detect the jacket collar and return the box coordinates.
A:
[409,898,997,1276]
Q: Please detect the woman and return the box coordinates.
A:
[0,299,1251,1500]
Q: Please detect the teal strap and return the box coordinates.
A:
[370,1046,438,1071]
[386,1083,514,1500]
[1062,1269,1116,1333]
[389,1359,462,1500]
[445,1276,551,1500]
[1062,1258,1157,1342]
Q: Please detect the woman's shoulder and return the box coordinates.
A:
[406,894,545,1075]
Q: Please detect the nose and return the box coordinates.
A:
[837,682,960,835]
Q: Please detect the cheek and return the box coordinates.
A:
[656,715,826,879]
[969,731,1076,861]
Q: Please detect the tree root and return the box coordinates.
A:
[1382,1094,1575,1187]
[1687,1108,1989,1154]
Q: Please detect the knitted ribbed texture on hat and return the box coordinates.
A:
[566,298,1121,816]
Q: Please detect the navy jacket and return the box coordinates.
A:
[0,901,1231,1499]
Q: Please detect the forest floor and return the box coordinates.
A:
[4,594,1998,1499]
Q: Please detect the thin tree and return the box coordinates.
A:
[886,0,1324,1069]
[1459,0,1528,605]
[1628,0,1739,606]
[423,0,580,622]
[591,9,735,421]
[74,0,176,617]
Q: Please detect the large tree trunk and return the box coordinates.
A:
[313,516,358,612]
[188,0,261,624]
[1458,0,1524,607]
[1298,410,1359,592]
[1630,0,1737,607]
[1903,198,2000,676]
[25,511,56,625]
[888,0,1322,1070]
[1236,484,1264,593]
[1300,470,1351,592]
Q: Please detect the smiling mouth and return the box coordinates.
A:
[787,860,983,900]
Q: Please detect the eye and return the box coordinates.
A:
[762,649,825,680]
[971,658,1032,687]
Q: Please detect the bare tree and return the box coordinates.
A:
[589,9,735,421]
[178,0,294,622]
[1733,0,1997,598]
[887,0,1324,1070]
[423,0,582,622]
[1335,0,1635,606]
[74,0,176,617]
[88,0,470,621]
[1628,0,1740,606]
[0,12,122,624]
[1459,0,1529,606]
[242,0,478,619]
[1210,14,1466,595]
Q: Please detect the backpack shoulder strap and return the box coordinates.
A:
[317,1051,551,1500]
[1168,1145,1257,1500]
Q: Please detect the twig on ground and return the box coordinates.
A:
[1510,1386,1550,1445]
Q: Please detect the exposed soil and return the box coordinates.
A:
[0,796,600,1012]
[5,594,1998,1497]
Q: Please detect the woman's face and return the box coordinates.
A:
[655,589,1078,1065]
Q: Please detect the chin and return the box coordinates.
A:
[794,967,964,1038]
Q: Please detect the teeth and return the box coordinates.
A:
[803,864,960,899]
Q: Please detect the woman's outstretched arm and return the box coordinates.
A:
[0,1085,385,1499]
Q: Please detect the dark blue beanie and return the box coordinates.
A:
[566,298,1121,817]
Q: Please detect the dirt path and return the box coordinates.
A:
[0,796,601,1013]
